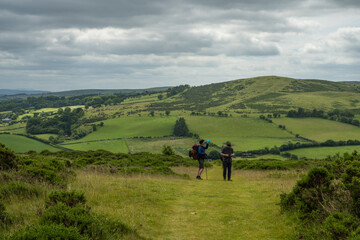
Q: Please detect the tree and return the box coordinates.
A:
[149,111,155,117]
[158,94,163,100]
[173,117,191,137]
[165,110,170,116]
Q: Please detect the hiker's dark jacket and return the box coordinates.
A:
[198,144,208,158]
[221,146,234,161]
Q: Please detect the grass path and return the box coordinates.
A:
[74,166,300,240]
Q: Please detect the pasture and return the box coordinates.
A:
[72,166,299,240]
[273,117,360,142]
[185,116,296,151]
[0,134,59,153]
[286,145,360,159]
[70,116,176,143]
[0,122,26,134]
[61,139,129,153]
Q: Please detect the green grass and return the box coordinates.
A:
[73,166,299,239]
[0,134,59,153]
[70,117,176,143]
[185,116,296,151]
[273,117,360,142]
[0,123,26,134]
[61,139,129,153]
[286,145,360,159]
[34,134,57,141]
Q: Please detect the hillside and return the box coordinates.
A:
[0,89,50,96]
[0,87,170,101]
[152,76,360,112]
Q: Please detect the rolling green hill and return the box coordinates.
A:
[152,76,360,112]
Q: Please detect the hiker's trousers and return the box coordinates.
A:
[222,160,232,180]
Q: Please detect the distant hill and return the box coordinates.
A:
[151,76,360,112]
[0,87,171,101]
[0,89,50,96]
[340,81,360,85]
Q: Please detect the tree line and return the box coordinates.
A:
[287,108,359,126]
[26,108,84,136]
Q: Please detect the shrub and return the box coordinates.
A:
[208,150,221,160]
[162,145,175,156]
[0,181,40,199]
[46,190,86,208]
[23,167,63,185]
[289,167,333,218]
[8,224,85,240]
[0,143,18,170]
[40,203,94,236]
[40,203,137,240]
[324,212,359,240]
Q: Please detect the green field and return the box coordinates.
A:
[72,166,299,239]
[286,145,360,159]
[185,116,296,151]
[0,134,59,153]
[0,122,26,134]
[70,117,176,143]
[62,139,129,153]
[273,117,360,142]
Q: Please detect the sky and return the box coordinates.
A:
[0,0,360,91]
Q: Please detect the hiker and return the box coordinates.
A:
[220,141,234,181]
[196,139,208,180]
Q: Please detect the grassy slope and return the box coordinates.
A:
[152,76,360,112]
[70,116,176,142]
[185,116,295,150]
[0,134,59,153]
[287,145,360,159]
[0,123,26,134]
[273,117,360,142]
[73,166,299,240]
[62,139,129,153]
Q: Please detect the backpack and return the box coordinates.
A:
[188,144,199,160]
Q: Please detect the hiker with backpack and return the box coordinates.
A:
[220,141,234,181]
[196,139,209,180]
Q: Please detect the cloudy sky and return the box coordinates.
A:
[0,0,359,91]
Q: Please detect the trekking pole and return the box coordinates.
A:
[205,164,208,180]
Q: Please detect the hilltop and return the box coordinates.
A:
[151,76,360,112]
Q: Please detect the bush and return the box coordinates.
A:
[324,212,359,240]
[23,167,63,185]
[46,190,86,208]
[162,145,175,156]
[0,181,40,199]
[8,224,85,240]
[40,203,94,236]
[40,203,136,239]
[208,150,221,160]
[0,143,18,170]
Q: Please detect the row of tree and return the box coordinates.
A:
[26,108,84,136]
[287,108,359,126]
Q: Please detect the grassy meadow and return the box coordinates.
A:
[71,166,299,240]
[185,116,296,151]
[273,117,360,142]
[61,139,129,153]
[286,145,360,159]
[70,116,176,143]
[0,123,26,134]
[0,134,59,153]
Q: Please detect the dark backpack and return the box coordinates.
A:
[188,144,199,160]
